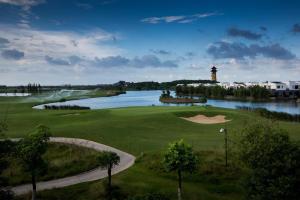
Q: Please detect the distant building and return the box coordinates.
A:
[232,82,246,88]
[269,82,287,91]
[217,82,231,89]
[285,81,300,90]
[211,66,217,82]
[246,82,260,87]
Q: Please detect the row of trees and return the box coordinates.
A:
[27,83,42,93]
[176,85,271,99]
[0,83,42,94]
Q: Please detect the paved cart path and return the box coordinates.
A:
[7,137,135,195]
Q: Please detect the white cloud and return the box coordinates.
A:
[0,0,45,10]
[0,25,122,65]
[141,12,222,24]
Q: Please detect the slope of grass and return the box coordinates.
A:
[1,143,102,186]
[1,94,299,200]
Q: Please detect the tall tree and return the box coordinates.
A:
[98,151,120,197]
[163,140,198,200]
[238,122,300,200]
[0,120,14,200]
[16,125,51,200]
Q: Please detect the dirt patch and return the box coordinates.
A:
[181,114,230,124]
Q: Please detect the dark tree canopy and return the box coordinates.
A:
[98,151,120,169]
[16,125,51,200]
[239,122,300,200]
[17,125,51,172]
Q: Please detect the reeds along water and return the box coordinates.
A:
[237,106,300,122]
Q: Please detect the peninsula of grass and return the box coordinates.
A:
[1,93,300,200]
[1,143,102,186]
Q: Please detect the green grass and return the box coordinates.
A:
[1,143,102,186]
[1,94,300,200]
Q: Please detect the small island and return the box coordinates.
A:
[159,90,207,104]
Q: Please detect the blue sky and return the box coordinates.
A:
[0,0,300,85]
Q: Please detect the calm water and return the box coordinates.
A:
[0,93,31,97]
[34,90,300,115]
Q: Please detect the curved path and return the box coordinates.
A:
[8,137,135,196]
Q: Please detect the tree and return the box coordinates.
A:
[98,151,120,197]
[0,121,7,137]
[16,125,51,200]
[238,122,300,200]
[163,140,198,200]
[0,120,15,200]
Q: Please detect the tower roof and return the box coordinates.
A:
[211,66,217,72]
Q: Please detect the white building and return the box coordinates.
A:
[246,82,260,87]
[186,83,202,87]
[284,81,300,90]
[177,80,299,92]
[261,81,287,90]
[232,82,246,88]
[217,82,231,89]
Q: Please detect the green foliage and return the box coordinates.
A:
[237,106,300,122]
[160,90,172,98]
[17,125,51,173]
[0,131,15,199]
[176,85,271,100]
[199,97,207,103]
[238,122,300,200]
[234,86,270,99]
[2,143,102,186]
[127,192,170,200]
[248,85,271,99]
[0,120,15,200]
[164,139,198,173]
[44,105,90,110]
[0,121,7,136]
[98,151,120,170]
[176,85,227,99]
[127,80,214,90]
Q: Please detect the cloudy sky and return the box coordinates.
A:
[0,0,300,85]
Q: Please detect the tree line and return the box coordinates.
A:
[0,83,42,94]
[237,106,300,122]
[176,85,271,100]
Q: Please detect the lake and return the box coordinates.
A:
[0,93,31,97]
[33,90,300,115]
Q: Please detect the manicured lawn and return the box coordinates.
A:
[1,95,300,200]
[1,143,102,186]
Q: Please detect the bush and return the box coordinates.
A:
[238,122,300,200]
[237,106,300,122]
[44,105,90,110]
[127,193,170,200]
[199,96,207,103]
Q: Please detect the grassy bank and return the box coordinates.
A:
[1,143,102,186]
[1,94,300,199]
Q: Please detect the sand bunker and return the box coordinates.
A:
[181,115,230,124]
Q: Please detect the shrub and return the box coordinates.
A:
[237,106,300,122]
[44,105,90,110]
[238,122,300,200]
